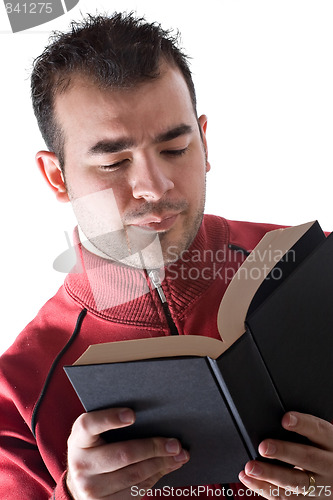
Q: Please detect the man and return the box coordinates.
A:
[0,12,332,500]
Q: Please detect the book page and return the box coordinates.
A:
[73,335,227,365]
[217,221,315,347]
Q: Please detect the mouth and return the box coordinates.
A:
[129,213,180,232]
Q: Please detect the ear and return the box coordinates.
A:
[35,151,69,203]
[198,114,211,173]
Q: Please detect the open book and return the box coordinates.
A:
[65,220,333,485]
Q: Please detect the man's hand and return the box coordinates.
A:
[239,411,333,498]
[66,408,189,499]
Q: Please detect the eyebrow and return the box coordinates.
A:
[87,124,194,156]
[88,139,134,156]
[153,124,193,144]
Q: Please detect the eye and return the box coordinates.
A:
[163,147,188,156]
[162,147,189,157]
[99,159,129,171]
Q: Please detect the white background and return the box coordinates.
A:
[1,0,332,353]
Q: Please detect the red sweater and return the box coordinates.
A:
[0,216,282,499]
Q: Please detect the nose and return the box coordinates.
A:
[129,155,175,201]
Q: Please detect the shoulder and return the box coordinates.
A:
[226,218,286,252]
[202,214,286,252]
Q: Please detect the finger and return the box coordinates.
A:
[258,438,332,475]
[239,471,276,499]
[282,412,333,450]
[69,408,135,448]
[70,436,188,474]
[109,470,170,500]
[239,471,301,500]
[80,452,190,497]
[132,470,173,495]
[244,460,311,493]
[109,452,189,494]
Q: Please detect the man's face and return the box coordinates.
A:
[53,64,210,268]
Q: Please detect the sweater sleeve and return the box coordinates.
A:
[0,377,72,499]
[51,472,73,499]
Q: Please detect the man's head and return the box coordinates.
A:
[33,13,210,269]
[31,12,197,169]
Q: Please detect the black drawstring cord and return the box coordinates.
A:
[228,244,251,257]
[31,308,87,439]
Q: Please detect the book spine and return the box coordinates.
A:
[214,331,288,451]
[207,357,257,460]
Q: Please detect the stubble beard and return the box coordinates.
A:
[74,202,205,270]
[66,179,207,271]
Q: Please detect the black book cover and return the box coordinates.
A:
[65,356,253,485]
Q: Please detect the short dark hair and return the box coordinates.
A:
[31,12,197,168]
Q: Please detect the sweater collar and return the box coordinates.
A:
[64,215,229,324]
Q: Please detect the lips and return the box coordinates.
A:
[130,213,180,232]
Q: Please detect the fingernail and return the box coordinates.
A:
[239,471,251,483]
[165,438,180,454]
[263,441,276,456]
[288,413,298,427]
[119,409,134,424]
[246,462,262,477]
[173,449,189,463]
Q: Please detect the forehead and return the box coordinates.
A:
[54,65,196,148]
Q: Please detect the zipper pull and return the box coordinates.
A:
[148,269,179,336]
[148,270,166,303]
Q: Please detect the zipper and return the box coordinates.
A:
[148,270,179,336]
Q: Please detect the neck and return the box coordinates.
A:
[78,225,113,260]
